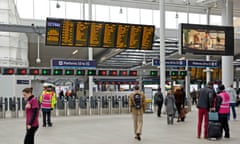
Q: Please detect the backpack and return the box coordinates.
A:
[133,93,142,109]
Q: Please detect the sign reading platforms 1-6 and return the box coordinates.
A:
[45,18,155,50]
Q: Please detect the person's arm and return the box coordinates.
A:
[142,93,146,111]
[28,108,38,126]
[129,94,133,112]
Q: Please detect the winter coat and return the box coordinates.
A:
[165,94,176,115]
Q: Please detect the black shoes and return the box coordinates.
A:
[42,124,46,127]
[48,123,53,127]
[134,133,141,141]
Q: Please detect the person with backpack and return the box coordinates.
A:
[129,85,146,141]
[154,87,164,117]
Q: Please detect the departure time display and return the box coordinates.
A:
[45,18,155,50]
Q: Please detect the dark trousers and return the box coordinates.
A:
[192,98,197,105]
[229,103,237,120]
[24,126,38,144]
[157,102,163,117]
[219,114,230,137]
[42,111,52,126]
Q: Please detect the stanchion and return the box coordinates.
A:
[118,96,122,114]
[64,100,68,116]
[75,99,79,116]
[108,96,112,115]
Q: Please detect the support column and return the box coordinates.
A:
[160,0,166,97]
[221,0,234,87]
[206,8,211,83]
[88,0,93,115]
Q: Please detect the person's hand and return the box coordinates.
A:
[181,105,183,108]
[27,125,31,129]
[210,107,216,112]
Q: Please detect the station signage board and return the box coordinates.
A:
[51,59,97,68]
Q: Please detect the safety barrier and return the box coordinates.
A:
[0,95,131,119]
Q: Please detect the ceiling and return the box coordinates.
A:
[27,0,239,69]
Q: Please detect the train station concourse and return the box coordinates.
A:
[0,0,240,144]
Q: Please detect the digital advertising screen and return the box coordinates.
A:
[179,23,234,56]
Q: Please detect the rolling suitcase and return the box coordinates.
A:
[208,121,222,139]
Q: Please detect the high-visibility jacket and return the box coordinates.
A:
[218,91,230,114]
[40,91,56,109]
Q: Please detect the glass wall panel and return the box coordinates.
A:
[153,10,160,28]
[210,15,221,25]
[50,0,66,18]
[66,2,81,19]
[127,8,140,24]
[34,0,49,20]
[140,9,153,25]
[110,6,127,23]
[16,0,33,19]
[95,5,109,21]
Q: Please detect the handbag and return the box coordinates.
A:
[208,112,219,121]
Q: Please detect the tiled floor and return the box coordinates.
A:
[0,107,240,144]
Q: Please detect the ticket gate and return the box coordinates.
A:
[79,96,87,115]
[9,97,19,118]
[122,95,130,113]
[68,97,77,116]
[0,97,5,118]
[90,96,98,115]
[56,97,65,116]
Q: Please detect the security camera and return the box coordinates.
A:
[56,3,60,8]
[36,58,41,64]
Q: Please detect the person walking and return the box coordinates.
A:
[191,88,198,105]
[129,85,146,141]
[154,87,164,117]
[174,88,185,122]
[22,87,40,144]
[165,90,176,125]
[218,84,230,138]
[39,85,56,127]
[197,82,215,139]
[226,84,237,120]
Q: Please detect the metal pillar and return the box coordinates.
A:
[88,0,93,116]
[206,7,211,83]
[160,0,166,97]
[221,0,234,87]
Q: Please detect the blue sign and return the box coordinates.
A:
[152,59,186,67]
[188,60,218,68]
[17,80,30,85]
[51,59,97,68]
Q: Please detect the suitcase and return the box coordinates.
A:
[208,121,222,139]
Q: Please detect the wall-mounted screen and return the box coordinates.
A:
[179,23,234,55]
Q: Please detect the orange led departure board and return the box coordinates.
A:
[129,25,143,49]
[116,24,130,49]
[75,21,91,47]
[141,26,155,50]
[45,20,61,45]
[89,22,104,47]
[61,20,74,46]
[45,18,155,50]
[103,23,117,48]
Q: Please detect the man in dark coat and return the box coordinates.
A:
[154,88,164,117]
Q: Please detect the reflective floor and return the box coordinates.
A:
[0,107,240,144]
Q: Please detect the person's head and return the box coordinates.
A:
[230,84,233,88]
[218,84,225,92]
[134,85,139,91]
[167,90,172,95]
[46,85,52,91]
[22,87,33,99]
[207,81,214,89]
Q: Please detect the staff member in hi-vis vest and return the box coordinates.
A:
[39,85,56,127]
[129,85,146,141]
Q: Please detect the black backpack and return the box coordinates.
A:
[133,93,142,109]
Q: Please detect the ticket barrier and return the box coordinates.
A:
[68,97,77,116]
[0,97,5,118]
[21,98,27,117]
[9,97,20,118]
[79,96,87,115]
[108,96,112,115]
[111,96,120,114]
[122,95,130,113]
[101,96,109,114]
[90,96,98,115]
[56,97,65,116]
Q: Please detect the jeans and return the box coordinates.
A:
[197,108,208,138]
[228,103,236,120]
[24,126,38,144]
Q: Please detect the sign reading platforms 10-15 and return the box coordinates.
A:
[45,18,155,50]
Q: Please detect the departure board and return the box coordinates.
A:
[103,23,117,48]
[45,18,155,50]
[129,25,143,49]
[75,21,91,47]
[61,20,74,46]
[45,20,61,45]
[141,26,155,50]
[116,24,130,49]
[89,22,104,47]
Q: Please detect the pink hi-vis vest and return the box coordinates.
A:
[41,92,52,109]
[218,91,230,114]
